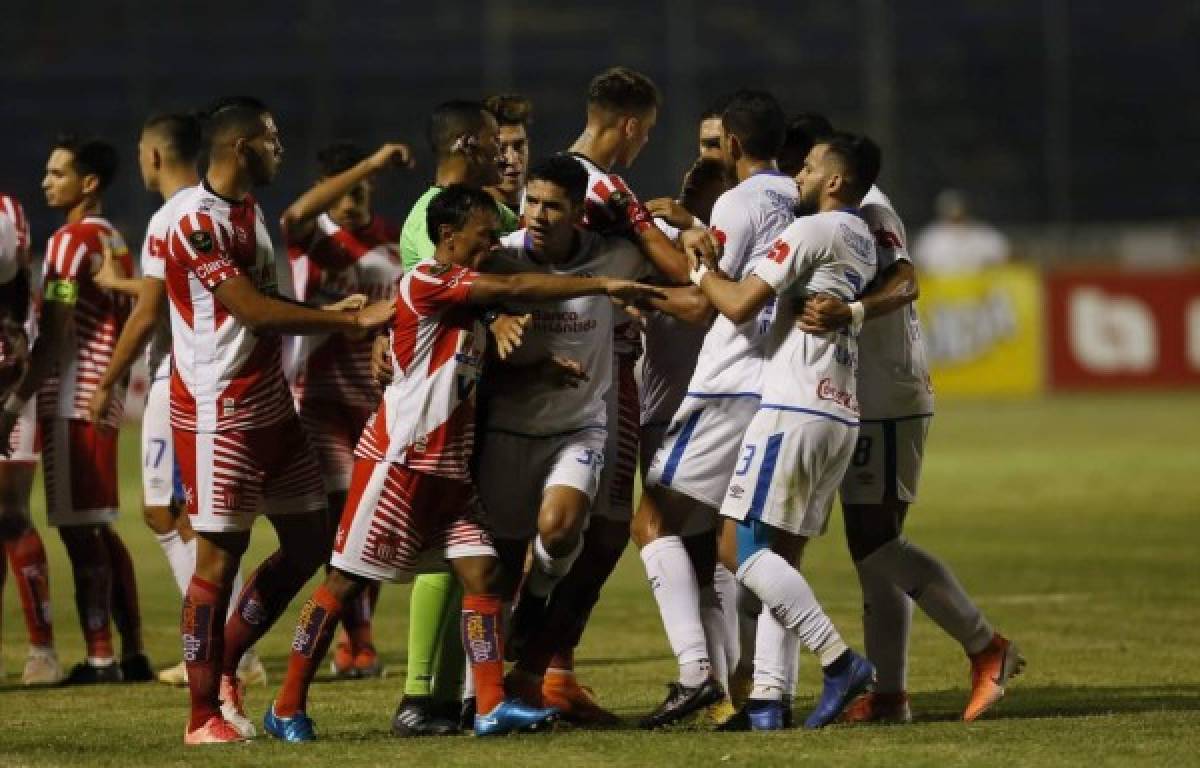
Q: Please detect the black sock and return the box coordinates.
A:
[822,649,854,677]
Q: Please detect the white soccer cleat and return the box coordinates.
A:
[184,715,248,745]
[158,660,189,686]
[22,647,65,685]
[237,649,268,687]
[219,675,257,739]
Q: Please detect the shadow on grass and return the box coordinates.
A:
[896,684,1200,722]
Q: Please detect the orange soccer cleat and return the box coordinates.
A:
[541,670,619,726]
[964,634,1025,722]
[839,691,913,724]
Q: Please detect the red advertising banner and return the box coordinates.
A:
[1047,269,1200,389]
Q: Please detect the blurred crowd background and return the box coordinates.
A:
[3,0,1198,395]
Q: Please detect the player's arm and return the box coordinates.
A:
[214,275,393,335]
[0,287,72,452]
[642,284,715,327]
[594,176,691,284]
[280,142,414,242]
[465,272,664,306]
[692,268,775,325]
[87,278,167,421]
[797,259,918,333]
[91,234,141,296]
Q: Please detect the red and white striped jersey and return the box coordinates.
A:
[38,216,133,427]
[354,260,485,481]
[0,194,30,252]
[0,194,30,286]
[164,182,293,433]
[287,213,403,409]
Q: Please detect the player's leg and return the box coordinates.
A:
[845,417,1021,722]
[0,456,61,684]
[143,377,195,598]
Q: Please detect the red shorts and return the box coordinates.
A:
[173,417,326,533]
[40,418,118,527]
[329,459,495,583]
[298,399,374,494]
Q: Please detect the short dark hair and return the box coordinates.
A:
[587,66,660,115]
[425,184,498,244]
[52,134,119,190]
[202,96,269,150]
[700,94,733,122]
[778,113,834,177]
[681,157,727,198]
[485,94,533,128]
[527,155,589,207]
[720,90,786,161]
[316,142,367,177]
[820,131,882,202]
[143,112,203,163]
[428,100,490,157]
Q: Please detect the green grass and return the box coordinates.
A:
[3,395,1200,766]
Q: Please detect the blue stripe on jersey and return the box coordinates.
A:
[684,391,762,400]
[660,409,703,487]
[747,432,783,521]
[758,403,860,427]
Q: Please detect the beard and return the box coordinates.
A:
[793,198,819,217]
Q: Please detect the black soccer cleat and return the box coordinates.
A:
[391,695,461,738]
[459,696,477,732]
[505,588,549,663]
[638,676,724,730]
[120,652,155,682]
[63,660,123,685]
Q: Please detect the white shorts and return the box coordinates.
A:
[141,377,174,507]
[330,460,495,584]
[477,427,606,541]
[1,396,37,463]
[720,408,858,538]
[839,416,930,505]
[645,394,760,509]
[174,418,327,534]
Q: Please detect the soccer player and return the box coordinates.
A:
[698,102,724,162]
[263,183,662,741]
[85,113,267,689]
[163,98,395,744]
[393,99,518,735]
[0,193,63,685]
[281,139,412,680]
[635,90,798,728]
[484,94,532,211]
[793,140,1023,726]
[512,66,691,724]
[695,132,882,730]
[0,137,151,684]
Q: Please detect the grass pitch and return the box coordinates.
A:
[3,395,1199,767]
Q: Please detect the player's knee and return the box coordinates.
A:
[843,503,904,562]
[142,504,175,535]
[325,567,368,603]
[456,557,503,596]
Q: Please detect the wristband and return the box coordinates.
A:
[848,301,866,334]
[3,392,26,416]
[690,263,710,286]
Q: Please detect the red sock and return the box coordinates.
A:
[222,551,309,677]
[342,580,380,654]
[5,528,54,647]
[462,594,505,715]
[101,527,142,656]
[275,584,346,717]
[183,576,229,731]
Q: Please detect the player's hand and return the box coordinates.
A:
[371,334,393,386]
[645,197,697,230]
[604,279,666,307]
[87,384,114,423]
[488,313,530,361]
[367,142,415,172]
[354,299,396,330]
[797,294,852,333]
[680,228,720,271]
[594,175,654,234]
[92,234,130,292]
[323,293,368,312]
[540,354,588,389]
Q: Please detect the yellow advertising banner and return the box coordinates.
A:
[916,265,1044,396]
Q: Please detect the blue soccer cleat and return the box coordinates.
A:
[474,698,559,737]
[264,703,317,742]
[747,699,789,731]
[804,652,876,729]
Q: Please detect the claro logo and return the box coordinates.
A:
[1067,287,1156,373]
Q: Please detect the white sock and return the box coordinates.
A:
[859,538,993,655]
[855,559,913,693]
[640,536,710,686]
[156,531,193,597]
[226,567,245,622]
[698,584,729,692]
[713,563,740,675]
[527,535,582,598]
[462,656,476,699]
[738,550,847,668]
[784,628,800,698]
[750,608,792,701]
